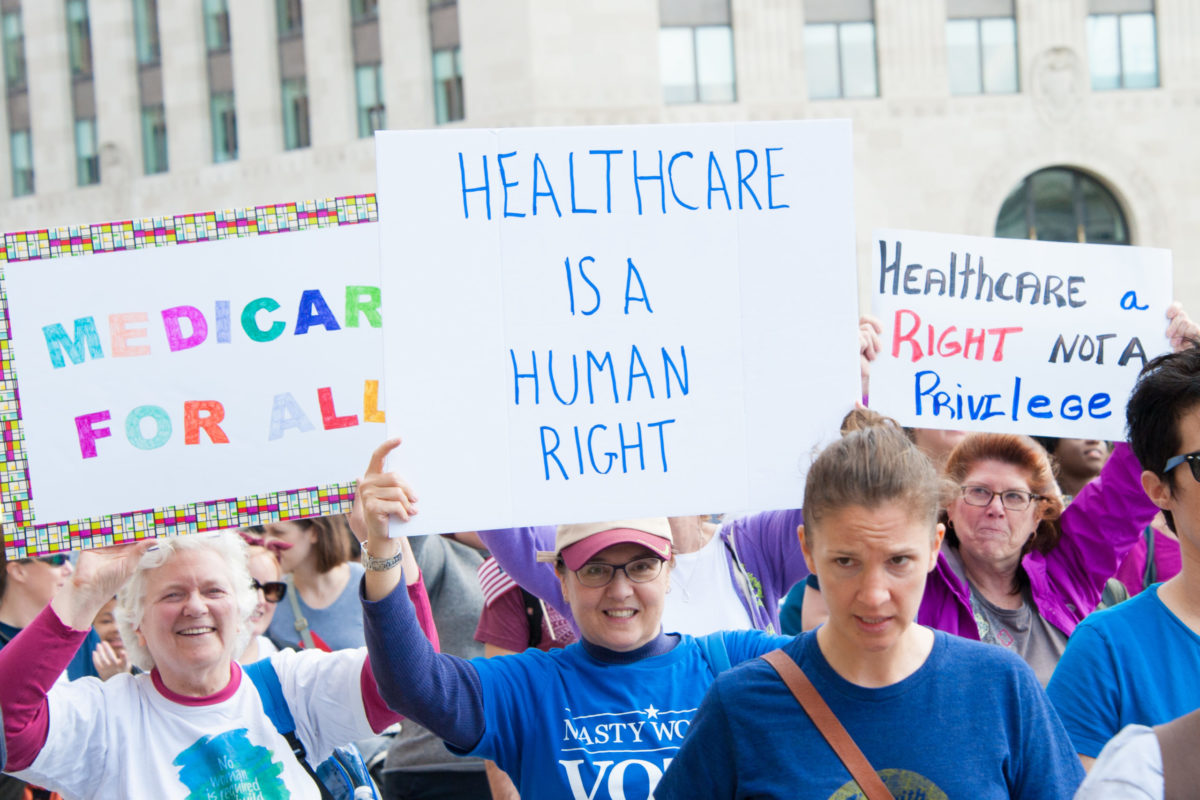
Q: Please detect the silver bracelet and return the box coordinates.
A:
[361,544,404,572]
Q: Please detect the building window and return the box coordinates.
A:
[352,0,378,23]
[995,167,1129,245]
[658,0,736,104]
[9,128,32,196]
[432,47,464,123]
[1087,1,1158,90]
[66,0,94,78]
[210,91,237,162]
[2,11,26,91]
[659,26,736,104]
[281,77,310,149]
[203,0,231,52]
[74,118,99,186]
[355,63,385,137]
[132,0,161,66]
[946,0,1018,95]
[276,0,302,37]
[141,105,168,174]
[804,1,878,99]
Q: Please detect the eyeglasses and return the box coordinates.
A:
[959,485,1043,511]
[1164,451,1200,483]
[18,554,70,567]
[571,557,665,588]
[251,579,287,603]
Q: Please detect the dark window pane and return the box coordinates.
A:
[1030,169,1076,242]
[994,180,1027,239]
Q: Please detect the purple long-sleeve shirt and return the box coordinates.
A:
[477,509,809,635]
[918,443,1157,639]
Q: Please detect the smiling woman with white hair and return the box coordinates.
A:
[0,531,433,799]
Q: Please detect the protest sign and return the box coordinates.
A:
[375,121,860,536]
[1,195,381,557]
[868,229,1172,440]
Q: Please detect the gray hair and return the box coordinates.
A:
[115,533,258,671]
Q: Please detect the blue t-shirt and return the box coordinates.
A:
[267,562,366,651]
[656,630,1083,800]
[1046,583,1200,758]
[459,630,786,800]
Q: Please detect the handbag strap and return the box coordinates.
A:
[284,575,317,650]
[761,649,894,800]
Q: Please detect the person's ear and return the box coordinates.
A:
[799,525,816,574]
[928,523,945,571]
[1142,469,1173,511]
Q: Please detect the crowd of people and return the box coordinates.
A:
[1,304,1198,799]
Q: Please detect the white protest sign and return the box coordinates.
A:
[376,121,860,536]
[4,222,385,525]
[868,229,1172,440]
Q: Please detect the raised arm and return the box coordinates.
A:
[2,541,155,771]
[476,526,574,625]
[355,438,487,750]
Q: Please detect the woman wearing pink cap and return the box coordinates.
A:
[356,439,790,800]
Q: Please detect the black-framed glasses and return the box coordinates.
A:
[1164,451,1200,483]
[18,554,70,567]
[571,557,665,588]
[959,485,1043,511]
[251,579,287,603]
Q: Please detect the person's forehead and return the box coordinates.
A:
[812,503,931,547]
[963,459,1032,488]
[148,548,231,585]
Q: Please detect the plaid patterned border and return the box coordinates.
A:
[0,194,377,557]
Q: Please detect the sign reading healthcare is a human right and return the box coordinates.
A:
[375,121,860,536]
[868,229,1172,440]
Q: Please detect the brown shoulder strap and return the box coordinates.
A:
[1155,707,1200,800]
[762,649,894,800]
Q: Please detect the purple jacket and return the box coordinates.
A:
[918,443,1157,639]
[477,509,809,635]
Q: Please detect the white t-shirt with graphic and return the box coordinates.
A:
[17,646,372,799]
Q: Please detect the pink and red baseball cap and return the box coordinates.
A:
[537,518,673,571]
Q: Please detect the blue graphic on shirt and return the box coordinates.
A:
[173,728,288,799]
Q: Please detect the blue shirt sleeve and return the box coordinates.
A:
[1046,622,1122,758]
[360,571,486,751]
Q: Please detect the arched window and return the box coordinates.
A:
[994,167,1130,245]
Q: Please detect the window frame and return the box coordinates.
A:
[804,19,879,100]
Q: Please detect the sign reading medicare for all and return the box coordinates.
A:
[374,121,861,536]
[868,228,1172,440]
[4,223,386,525]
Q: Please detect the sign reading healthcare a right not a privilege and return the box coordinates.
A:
[375,121,860,536]
[869,229,1172,441]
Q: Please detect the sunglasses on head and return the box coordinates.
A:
[1164,451,1200,483]
[19,554,70,567]
[251,578,287,603]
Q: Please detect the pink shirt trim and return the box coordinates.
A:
[149,662,241,706]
